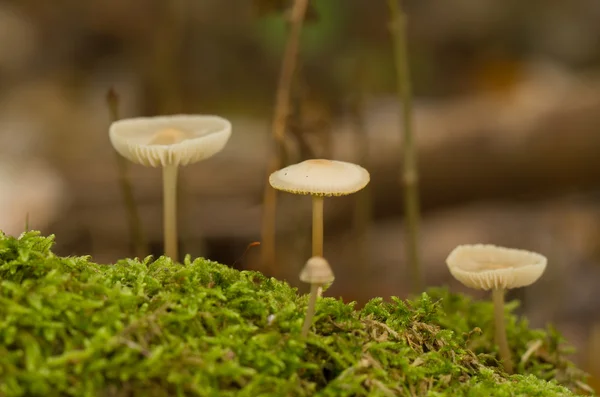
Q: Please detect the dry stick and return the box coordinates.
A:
[260,0,310,276]
[154,0,186,114]
[587,322,600,390]
[350,56,371,294]
[106,89,147,258]
[387,0,423,293]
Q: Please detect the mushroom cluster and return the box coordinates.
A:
[107,110,554,363]
[110,115,232,261]
[106,111,554,363]
[446,244,547,374]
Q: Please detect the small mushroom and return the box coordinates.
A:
[299,256,335,337]
[446,244,547,374]
[109,115,232,261]
[269,159,370,258]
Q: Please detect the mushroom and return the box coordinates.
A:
[269,158,370,259]
[109,115,232,261]
[446,244,547,374]
[299,256,335,337]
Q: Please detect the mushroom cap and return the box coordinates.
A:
[300,256,335,284]
[269,159,370,197]
[109,115,232,167]
[446,244,547,290]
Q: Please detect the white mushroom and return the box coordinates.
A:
[109,115,232,261]
[269,159,370,258]
[446,244,547,374]
[299,256,335,337]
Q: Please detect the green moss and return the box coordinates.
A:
[0,231,593,396]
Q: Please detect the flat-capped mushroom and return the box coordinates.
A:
[109,115,232,261]
[269,158,369,259]
[446,244,547,374]
[299,256,335,337]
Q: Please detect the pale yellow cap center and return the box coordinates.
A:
[148,128,188,145]
[468,260,514,272]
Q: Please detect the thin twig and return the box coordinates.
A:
[154,0,186,114]
[260,0,310,275]
[350,55,371,290]
[106,88,147,258]
[387,0,423,293]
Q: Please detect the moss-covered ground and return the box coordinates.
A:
[0,232,594,396]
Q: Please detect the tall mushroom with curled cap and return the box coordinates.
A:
[269,159,370,259]
[446,244,547,374]
[109,115,232,261]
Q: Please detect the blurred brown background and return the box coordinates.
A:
[2,0,600,388]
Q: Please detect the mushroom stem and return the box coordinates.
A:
[312,196,324,256]
[492,287,513,374]
[312,196,324,297]
[301,283,321,338]
[162,164,179,261]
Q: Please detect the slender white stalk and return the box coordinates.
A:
[492,288,513,374]
[312,196,325,297]
[162,165,179,261]
[301,283,320,338]
[312,196,324,256]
